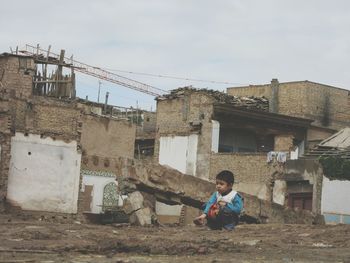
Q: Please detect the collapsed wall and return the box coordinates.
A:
[116,159,317,224]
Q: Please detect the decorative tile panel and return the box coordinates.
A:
[81,169,115,178]
[103,182,119,210]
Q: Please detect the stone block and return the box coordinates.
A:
[129,207,152,226]
[141,191,156,212]
[123,191,144,214]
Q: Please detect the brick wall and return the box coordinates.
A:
[0,100,12,210]
[34,103,81,139]
[141,111,156,134]
[301,82,350,129]
[209,153,282,200]
[0,134,11,210]
[228,84,272,98]
[80,114,136,159]
[8,98,81,141]
[307,126,334,148]
[210,153,276,183]
[0,55,34,99]
[274,134,294,152]
[156,92,215,136]
[227,81,350,131]
[155,92,215,179]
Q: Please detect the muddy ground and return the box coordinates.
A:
[0,214,350,263]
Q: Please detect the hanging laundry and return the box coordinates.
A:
[277,152,287,163]
[267,151,288,163]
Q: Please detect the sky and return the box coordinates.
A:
[1,0,350,111]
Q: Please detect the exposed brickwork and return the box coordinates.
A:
[274,135,294,152]
[210,153,276,184]
[0,98,12,210]
[80,114,136,159]
[7,98,81,141]
[0,54,138,215]
[227,81,350,131]
[155,92,215,179]
[209,153,283,200]
[139,111,156,135]
[34,103,81,139]
[0,55,34,99]
[0,135,11,211]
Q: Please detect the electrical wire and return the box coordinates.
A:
[102,68,249,86]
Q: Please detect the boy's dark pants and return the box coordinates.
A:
[207,207,239,230]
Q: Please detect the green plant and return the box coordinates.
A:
[319,155,350,180]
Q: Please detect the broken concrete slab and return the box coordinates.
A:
[124,161,317,224]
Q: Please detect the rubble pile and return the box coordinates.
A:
[157,86,269,111]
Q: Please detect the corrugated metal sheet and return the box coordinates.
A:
[319,127,350,149]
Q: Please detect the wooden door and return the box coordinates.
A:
[83,185,93,212]
[288,193,313,211]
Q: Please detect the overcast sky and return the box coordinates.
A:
[1,0,350,110]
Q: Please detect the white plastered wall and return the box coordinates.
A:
[7,133,81,213]
[155,201,183,216]
[321,177,350,215]
[273,180,287,205]
[233,183,269,200]
[211,120,220,153]
[159,135,198,176]
[81,173,123,214]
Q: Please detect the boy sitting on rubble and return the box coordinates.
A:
[194,170,243,230]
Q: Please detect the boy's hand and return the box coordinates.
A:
[218,201,227,207]
[193,214,206,225]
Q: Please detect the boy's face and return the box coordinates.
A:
[216,179,232,194]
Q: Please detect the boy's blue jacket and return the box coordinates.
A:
[203,191,243,215]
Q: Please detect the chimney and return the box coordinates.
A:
[270,78,279,113]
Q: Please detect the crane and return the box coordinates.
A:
[19,44,167,97]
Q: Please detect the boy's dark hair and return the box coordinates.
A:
[216,170,234,185]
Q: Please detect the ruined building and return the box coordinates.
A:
[0,51,328,225]
[0,52,136,214]
[154,87,324,216]
[227,79,350,147]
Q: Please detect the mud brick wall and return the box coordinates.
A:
[274,134,294,152]
[8,98,81,141]
[80,114,136,159]
[228,84,272,98]
[0,55,34,99]
[141,111,156,134]
[283,159,324,214]
[0,105,12,210]
[298,82,350,130]
[155,92,215,179]
[227,81,350,131]
[33,103,81,139]
[0,136,11,208]
[156,93,214,136]
[209,153,276,184]
[209,153,283,200]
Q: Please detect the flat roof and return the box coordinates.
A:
[0,52,33,59]
[227,80,350,93]
[213,103,313,128]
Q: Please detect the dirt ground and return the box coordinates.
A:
[0,214,350,263]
